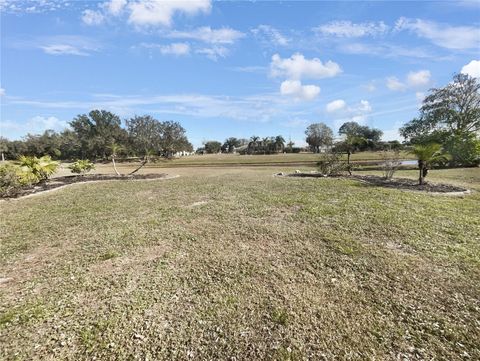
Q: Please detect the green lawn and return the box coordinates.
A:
[115,151,415,168]
[1,166,479,360]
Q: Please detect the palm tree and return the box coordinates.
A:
[249,136,260,154]
[410,143,448,185]
[18,155,59,182]
[262,137,271,154]
[274,135,286,153]
[108,143,123,176]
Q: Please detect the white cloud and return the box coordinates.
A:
[81,9,105,25]
[326,99,346,113]
[386,76,407,91]
[382,121,404,141]
[166,26,245,44]
[280,80,320,101]
[140,42,190,56]
[41,44,90,56]
[358,100,372,112]
[127,0,211,27]
[0,0,72,13]
[251,25,289,46]
[329,100,373,129]
[416,92,425,102]
[103,0,127,15]
[0,88,5,96]
[196,46,229,61]
[395,17,480,50]
[0,116,69,139]
[33,35,101,56]
[387,70,431,91]
[271,53,342,80]
[314,20,389,37]
[461,60,480,78]
[407,70,431,87]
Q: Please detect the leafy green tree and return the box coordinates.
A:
[338,121,383,152]
[305,123,333,153]
[126,115,163,157]
[204,141,222,154]
[410,143,449,185]
[400,74,480,166]
[159,121,193,157]
[222,137,241,153]
[70,110,127,160]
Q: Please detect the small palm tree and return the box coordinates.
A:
[18,155,59,182]
[410,143,448,185]
[108,143,123,176]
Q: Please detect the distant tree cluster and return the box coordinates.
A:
[0,110,193,161]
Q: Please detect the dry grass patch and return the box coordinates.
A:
[0,166,479,360]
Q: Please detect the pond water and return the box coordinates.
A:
[400,160,418,166]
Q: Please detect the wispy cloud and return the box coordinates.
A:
[10,35,102,56]
[139,42,191,56]
[6,92,306,123]
[81,0,211,28]
[395,17,480,50]
[166,27,245,44]
[314,20,389,38]
[0,116,69,139]
[251,25,290,46]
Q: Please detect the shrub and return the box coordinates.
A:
[18,155,59,182]
[380,150,402,179]
[317,151,349,176]
[69,159,95,175]
[0,164,36,197]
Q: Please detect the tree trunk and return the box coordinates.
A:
[418,160,424,185]
[129,157,148,175]
[347,151,351,165]
[1,152,4,162]
[112,157,121,176]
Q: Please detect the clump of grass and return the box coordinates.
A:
[271,308,289,326]
[99,251,119,261]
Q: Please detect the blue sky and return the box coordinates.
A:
[1,0,479,148]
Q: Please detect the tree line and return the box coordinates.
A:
[199,123,397,156]
[0,110,193,161]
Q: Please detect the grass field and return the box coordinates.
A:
[114,151,416,168]
[1,165,479,360]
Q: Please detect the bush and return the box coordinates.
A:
[444,134,480,167]
[69,159,95,175]
[0,163,36,197]
[380,150,402,179]
[317,151,349,176]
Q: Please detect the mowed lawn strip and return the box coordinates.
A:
[0,166,479,360]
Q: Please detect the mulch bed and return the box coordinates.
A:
[1,173,169,199]
[280,172,469,194]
